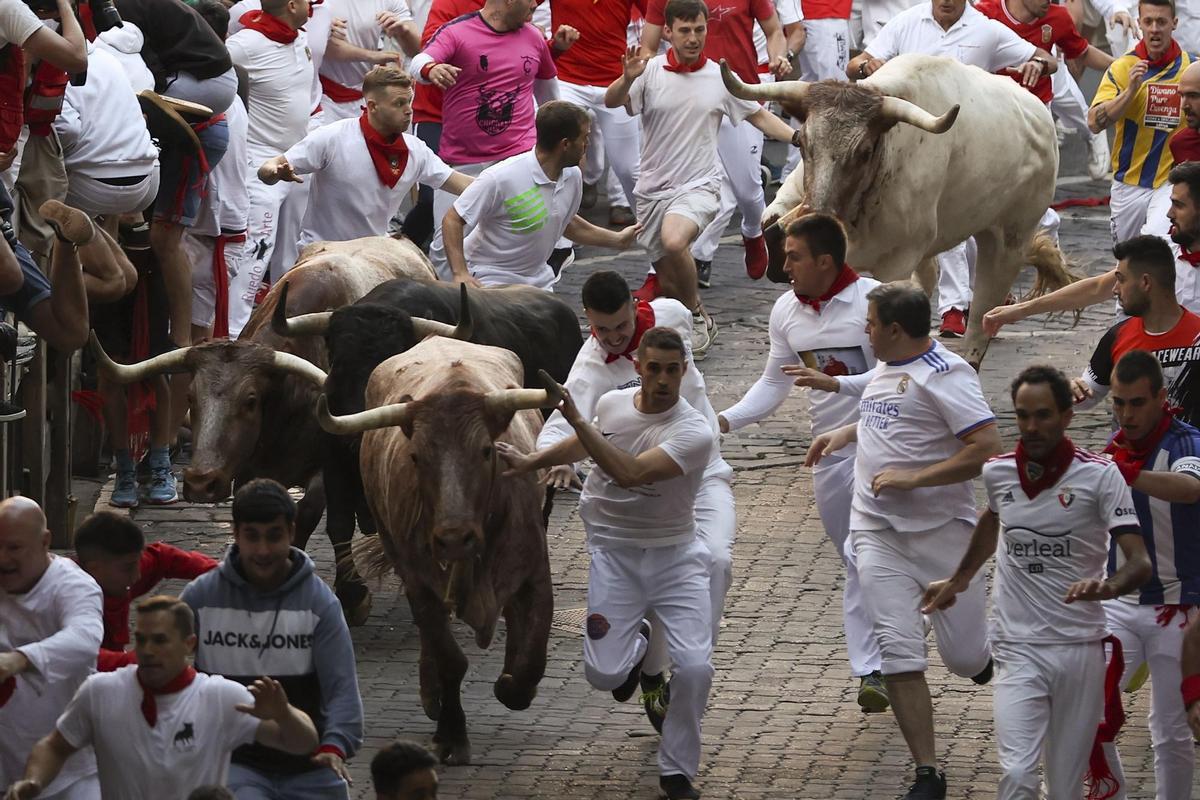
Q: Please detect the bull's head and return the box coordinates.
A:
[315,381,561,562]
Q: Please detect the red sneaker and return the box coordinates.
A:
[632,272,660,302]
[744,234,768,280]
[939,308,966,338]
[254,280,271,307]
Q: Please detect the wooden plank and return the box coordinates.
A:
[21,342,46,501]
[45,349,73,546]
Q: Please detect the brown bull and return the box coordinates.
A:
[318,337,558,764]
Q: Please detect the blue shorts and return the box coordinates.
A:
[153,116,230,228]
[0,238,52,321]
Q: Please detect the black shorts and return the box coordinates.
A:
[91,248,172,362]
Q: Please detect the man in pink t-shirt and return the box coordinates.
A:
[409,0,566,274]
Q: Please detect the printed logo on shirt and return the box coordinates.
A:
[1040,23,1052,43]
[896,374,910,394]
[859,398,901,430]
[503,186,549,234]
[475,86,520,136]
[479,54,489,71]
[707,4,735,21]
[173,722,196,750]
[805,346,869,377]
[1000,490,1015,505]
[1057,488,1075,508]
[202,630,315,650]
[1145,83,1182,130]
[586,613,610,640]
[1004,525,1074,560]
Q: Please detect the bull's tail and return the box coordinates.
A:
[1024,232,1085,301]
[350,529,405,583]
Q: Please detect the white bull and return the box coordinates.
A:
[733,53,1078,366]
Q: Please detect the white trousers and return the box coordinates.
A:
[799,18,851,82]
[41,774,100,800]
[993,640,1106,800]
[558,81,640,209]
[851,521,991,677]
[1110,181,1173,245]
[430,159,496,277]
[1050,66,1091,134]
[584,539,714,780]
[269,110,324,280]
[693,116,766,262]
[1102,601,1195,800]
[936,238,977,316]
[814,456,882,677]
[185,231,249,334]
[244,148,294,285]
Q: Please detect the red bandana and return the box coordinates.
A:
[1104,404,1175,484]
[795,264,859,313]
[359,112,409,188]
[237,10,298,44]
[1181,243,1200,267]
[137,666,196,727]
[1014,436,1075,499]
[1134,37,1182,69]
[663,48,707,73]
[0,677,14,708]
[602,300,656,363]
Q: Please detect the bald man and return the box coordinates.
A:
[0,498,103,800]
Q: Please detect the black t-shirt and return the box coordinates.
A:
[114,0,232,90]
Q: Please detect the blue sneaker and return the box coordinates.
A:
[144,448,178,505]
[109,450,139,508]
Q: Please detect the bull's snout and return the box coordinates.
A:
[433,524,482,562]
[764,224,788,285]
[182,468,233,503]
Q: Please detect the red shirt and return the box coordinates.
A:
[976,0,1087,104]
[801,0,851,20]
[553,0,646,87]
[646,0,775,83]
[1087,310,1200,425]
[412,0,485,124]
[1171,126,1200,163]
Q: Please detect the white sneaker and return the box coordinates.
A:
[1088,131,1111,181]
[1054,117,1072,146]
[691,308,717,360]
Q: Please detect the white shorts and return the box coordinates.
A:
[64,166,160,217]
[1110,180,1172,245]
[799,18,851,82]
[635,184,721,264]
[185,231,249,333]
[851,521,990,677]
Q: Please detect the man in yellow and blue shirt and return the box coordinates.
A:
[1091,0,1196,246]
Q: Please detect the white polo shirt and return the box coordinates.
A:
[453,148,583,290]
[318,0,413,92]
[57,666,261,800]
[865,1,1036,70]
[286,116,454,245]
[226,25,314,153]
[721,277,879,451]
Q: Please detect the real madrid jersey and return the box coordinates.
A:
[985,449,1138,644]
[851,340,996,532]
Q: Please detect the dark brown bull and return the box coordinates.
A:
[318,337,559,764]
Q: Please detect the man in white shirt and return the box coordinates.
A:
[605,0,805,360]
[258,65,472,246]
[923,365,1151,800]
[0,497,102,800]
[536,269,736,733]
[499,327,716,800]
[443,102,637,290]
[717,213,887,714]
[846,0,1056,338]
[807,283,1001,800]
[4,596,319,800]
[319,0,419,121]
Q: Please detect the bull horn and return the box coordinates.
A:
[879,96,959,134]
[88,331,191,383]
[483,369,565,417]
[270,351,328,389]
[411,283,474,341]
[315,393,414,435]
[271,282,333,338]
[720,59,810,105]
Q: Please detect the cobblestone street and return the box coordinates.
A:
[81,173,1185,799]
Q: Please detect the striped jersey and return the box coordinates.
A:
[1093,46,1197,189]
[1108,417,1200,605]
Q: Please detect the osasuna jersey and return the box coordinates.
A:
[851,340,996,532]
[985,449,1138,644]
[1109,417,1200,605]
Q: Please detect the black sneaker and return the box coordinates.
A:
[0,399,25,422]
[641,671,669,733]
[548,246,575,277]
[612,621,651,702]
[971,657,994,686]
[904,766,946,800]
[695,259,712,288]
[659,774,700,800]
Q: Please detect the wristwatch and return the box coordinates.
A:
[786,49,797,61]
[858,61,869,78]
[1031,56,1049,70]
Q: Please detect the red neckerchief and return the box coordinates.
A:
[1104,403,1175,483]
[359,112,409,188]
[137,665,196,727]
[1181,243,1200,267]
[601,300,656,363]
[238,10,299,44]
[663,48,707,73]
[795,264,859,313]
[0,677,14,708]
[1134,37,1182,69]
[1014,435,1075,499]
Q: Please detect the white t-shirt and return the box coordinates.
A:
[754,0,803,65]
[453,148,582,289]
[851,340,996,532]
[537,298,728,476]
[0,0,43,48]
[57,667,261,800]
[865,1,1036,70]
[230,0,334,112]
[985,448,1138,644]
[721,278,879,451]
[318,0,412,92]
[287,116,453,244]
[579,387,715,548]
[627,55,760,199]
[226,26,315,153]
[0,557,102,796]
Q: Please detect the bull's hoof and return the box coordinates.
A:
[494,673,537,711]
[420,690,442,721]
[433,734,471,765]
[336,580,372,627]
